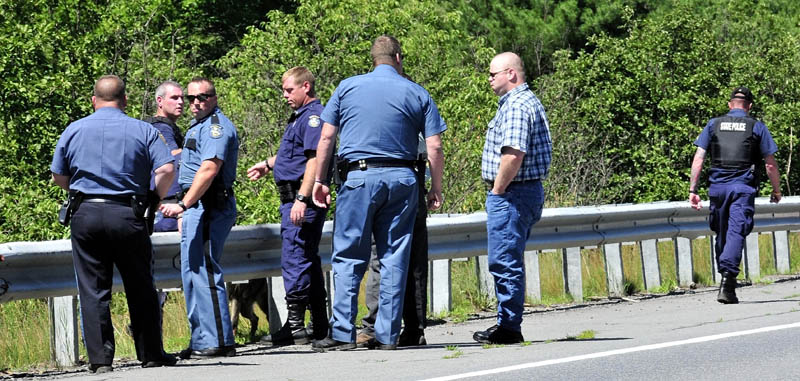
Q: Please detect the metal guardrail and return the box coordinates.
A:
[2,197,799,366]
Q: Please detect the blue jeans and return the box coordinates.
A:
[486,180,544,331]
[708,183,756,276]
[329,167,418,345]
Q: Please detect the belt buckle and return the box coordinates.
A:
[358,159,367,171]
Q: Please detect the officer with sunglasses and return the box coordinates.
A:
[161,77,240,359]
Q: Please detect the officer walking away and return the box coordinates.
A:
[160,77,240,358]
[474,52,552,345]
[358,134,434,348]
[689,86,781,304]
[145,81,185,233]
[311,35,445,352]
[50,75,177,373]
[246,66,329,345]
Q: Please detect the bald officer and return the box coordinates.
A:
[51,75,176,373]
[161,77,239,358]
[311,35,445,351]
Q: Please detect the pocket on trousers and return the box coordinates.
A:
[397,176,416,187]
[343,178,366,190]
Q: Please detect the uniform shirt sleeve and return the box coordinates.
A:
[303,114,323,157]
[499,103,533,153]
[320,86,342,127]
[50,130,72,176]
[147,127,174,169]
[693,120,713,150]
[422,94,447,138]
[756,122,779,157]
[199,122,235,162]
[154,123,180,151]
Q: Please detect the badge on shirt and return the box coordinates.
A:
[210,124,223,139]
[158,132,167,145]
[309,115,320,128]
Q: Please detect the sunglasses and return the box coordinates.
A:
[186,93,215,102]
[488,68,510,79]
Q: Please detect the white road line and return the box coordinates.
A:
[421,321,800,381]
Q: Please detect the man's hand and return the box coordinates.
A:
[771,190,782,203]
[427,189,443,210]
[247,161,269,181]
[312,182,331,208]
[160,203,184,218]
[689,193,702,210]
[290,200,307,225]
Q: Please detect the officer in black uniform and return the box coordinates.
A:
[247,66,328,345]
[51,75,177,373]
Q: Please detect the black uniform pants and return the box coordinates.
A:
[70,202,163,365]
[362,183,429,334]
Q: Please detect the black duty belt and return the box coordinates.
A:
[346,158,416,172]
[82,194,135,206]
[484,179,541,191]
[276,180,301,204]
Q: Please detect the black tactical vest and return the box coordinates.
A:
[709,115,758,170]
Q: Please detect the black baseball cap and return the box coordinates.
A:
[730,86,754,103]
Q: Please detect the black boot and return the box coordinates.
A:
[717,272,739,304]
[260,302,309,346]
[307,296,329,340]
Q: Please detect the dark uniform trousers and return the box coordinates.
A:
[279,201,327,305]
[70,202,163,364]
[363,178,429,334]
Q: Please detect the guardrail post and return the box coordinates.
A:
[476,255,495,302]
[562,247,582,302]
[524,250,541,302]
[710,236,719,284]
[430,259,451,314]
[325,270,333,317]
[49,295,78,367]
[674,237,693,287]
[745,233,760,281]
[773,231,790,274]
[266,277,288,334]
[604,243,624,297]
[640,239,661,291]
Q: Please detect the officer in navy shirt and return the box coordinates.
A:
[689,86,782,304]
[145,80,185,232]
[160,77,239,358]
[51,75,176,372]
[311,35,446,351]
[247,66,329,346]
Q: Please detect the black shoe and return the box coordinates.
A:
[365,338,397,350]
[178,346,236,359]
[473,325,524,344]
[717,272,739,304]
[260,323,310,346]
[311,337,356,352]
[89,364,112,373]
[142,353,178,368]
[398,329,427,347]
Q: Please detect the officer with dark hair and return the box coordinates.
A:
[51,75,177,373]
[247,66,329,345]
[145,80,185,232]
[160,77,240,358]
[689,86,782,304]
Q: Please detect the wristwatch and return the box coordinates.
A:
[177,200,187,211]
[295,194,310,204]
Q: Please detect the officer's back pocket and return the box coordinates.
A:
[343,178,366,190]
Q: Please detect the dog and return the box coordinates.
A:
[227,278,270,343]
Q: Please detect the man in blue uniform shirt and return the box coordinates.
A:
[311,35,446,351]
[51,75,177,373]
[247,66,329,345]
[689,86,782,304]
[475,52,552,345]
[161,77,240,358]
[145,81,185,232]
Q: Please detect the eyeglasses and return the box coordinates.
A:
[488,68,510,80]
[186,93,216,102]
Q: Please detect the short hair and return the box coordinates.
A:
[371,35,402,64]
[282,66,316,96]
[94,75,126,102]
[188,77,216,95]
[155,80,182,101]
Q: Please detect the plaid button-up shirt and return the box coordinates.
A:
[481,83,552,182]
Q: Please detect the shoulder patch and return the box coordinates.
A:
[210,124,224,139]
[158,132,168,145]
[308,115,320,128]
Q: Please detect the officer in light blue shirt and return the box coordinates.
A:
[51,75,176,372]
[160,77,239,359]
[311,35,446,351]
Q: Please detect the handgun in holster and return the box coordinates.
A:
[58,190,83,226]
[334,155,348,186]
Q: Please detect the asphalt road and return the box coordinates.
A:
[10,278,800,381]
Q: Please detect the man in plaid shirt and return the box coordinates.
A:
[475,52,552,345]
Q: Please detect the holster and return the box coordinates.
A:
[58,191,83,226]
[277,181,301,204]
[139,191,161,235]
[334,155,348,185]
[198,175,233,210]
